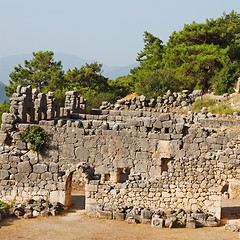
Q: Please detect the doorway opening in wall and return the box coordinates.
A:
[65,171,85,210]
[221,182,240,225]
[71,181,85,210]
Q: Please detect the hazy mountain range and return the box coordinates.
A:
[0,53,138,85]
[0,53,138,102]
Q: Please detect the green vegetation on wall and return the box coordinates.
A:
[19,125,49,154]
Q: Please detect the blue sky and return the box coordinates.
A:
[0,0,239,66]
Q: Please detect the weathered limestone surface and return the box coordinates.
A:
[0,86,240,224]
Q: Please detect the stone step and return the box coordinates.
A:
[221,218,240,226]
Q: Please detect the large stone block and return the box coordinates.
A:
[17,161,32,174]
[15,173,27,182]
[159,113,170,121]
[186,218,196,228]
[113,212,126,221]
[141,208,152,220]
[2,113,17,125]
[98,210,113,219]
[86,204,98,217]
[151,217,164,227]
[0,132,8,145]
[33,163,48,173]
[50,190,65,205]
[49,163,59,173]
[75,147,89,162]
[0,170,9,180]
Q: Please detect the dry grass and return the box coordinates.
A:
[121,92,138,100]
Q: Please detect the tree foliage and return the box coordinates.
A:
[5,11,240,113]
[5,52,132,111]
[135,69,180,99]
[64,62,109,92]
[0,100,10,125]
[132,11,240,97]
[5,51,65,97]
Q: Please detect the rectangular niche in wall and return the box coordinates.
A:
[104,173,110,182]
[117,168,130,183]
[161,158,174,174]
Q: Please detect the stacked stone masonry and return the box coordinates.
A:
[0,86,240,226]
[100,89,203,111]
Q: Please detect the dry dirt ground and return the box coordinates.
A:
[0,193,239,240]
[0,210,239,240]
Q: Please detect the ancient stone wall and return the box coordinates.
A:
[0,86,240,223]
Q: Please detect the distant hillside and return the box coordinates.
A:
[102,63,138,79]
[0,53,137,86]
[0,54,32,85]
[0,82,8,103]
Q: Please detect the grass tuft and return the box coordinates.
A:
[191,98,240,115]
[191,99,216,113]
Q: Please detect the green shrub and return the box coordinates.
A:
[0,100,10,125]
[0,200,8,209]
[19,125,49,153]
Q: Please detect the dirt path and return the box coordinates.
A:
[0,208,239,240]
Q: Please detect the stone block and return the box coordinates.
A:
[175,124,184,134]
[98,210,113,219]
[0,170,9,180]
[153,120,162,129]
[17,161,32,174]
[162,121,172,128]
[50,191,65,205]
[159,114,170,121]
[151,217,164,227]
[75,147,90,162]
[165,217,177,228]
[41,172,52,180]
[49,163,59,173]
[15,173,27,182]
[2,113,17,124]
[126,217,136,224]
[86,184,98,192]
[186,218,196,228]
[204,220,218,227]
[0,132,8,145]
[113,212,125,221]
[142,219,151,224]
[33,163,48,173]
[15,140,27,149]
[141,208,152,220]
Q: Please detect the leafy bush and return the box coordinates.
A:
[135,69,180,99]
[0,100,10,125]
[0,200,8,209]
[19,125,49,153]
[213,62,240,95]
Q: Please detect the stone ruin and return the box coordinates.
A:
[100,90,203,111]
[0,85,240,229]
[2,86,86,131]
